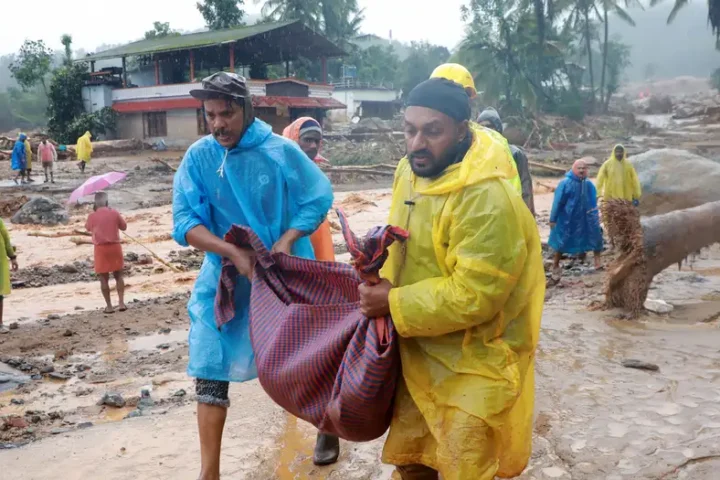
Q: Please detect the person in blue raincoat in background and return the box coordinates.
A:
[171,72,333,480]
[549,159,604,271]
[11,134,28,185]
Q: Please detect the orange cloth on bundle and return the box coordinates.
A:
[283,117,335,261]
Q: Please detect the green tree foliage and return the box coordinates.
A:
[603,39,632,111]
[46,63,117,144]
[197,0,246,30]
[144,21,181,39]
[61,35,73,66]
[399,42,450,97]
[351,45,400,86]
[0,88,48,132]
[9,40,53,96]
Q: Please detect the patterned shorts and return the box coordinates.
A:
[195,379,230,408]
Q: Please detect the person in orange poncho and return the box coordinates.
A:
[282,116,340,466]
[282,117,335,264]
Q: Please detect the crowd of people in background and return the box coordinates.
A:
[10,130,93,185]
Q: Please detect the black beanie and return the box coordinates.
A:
[406,78,471,122]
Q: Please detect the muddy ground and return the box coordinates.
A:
[1,106,720,479]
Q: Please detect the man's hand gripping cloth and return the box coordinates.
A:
[215,210,408,442]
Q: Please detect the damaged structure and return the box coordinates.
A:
[79,21,346,145]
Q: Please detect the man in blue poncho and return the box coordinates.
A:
[172,72,333,480]
[11,134,28,185]
[549,159,604,271]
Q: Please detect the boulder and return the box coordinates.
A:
[632,149,720,216]
[11,196,69,226]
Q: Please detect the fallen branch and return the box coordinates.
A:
[150,157,178,172]
[528,161,567,173]
[29,229,91,238]
[658,454,720,479]
[122,231,181,273]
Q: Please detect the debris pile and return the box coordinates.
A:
[0,196,29,218]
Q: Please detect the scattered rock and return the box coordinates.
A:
[11,196,70,226]
[47,314,61,320]
[2,416,29,429]
[158,328,172,334]
[622,359,660,371]
[124,252,139,262]
[39,365,55,374]
[124,410,143,419]
[50,427,71,435]
[59,264,79,274]
[644,298,674,314]
[172,389,187,398]
[156,343,171,350]
[54,349,70,361]
[48,372,71,381]
[62,329,75,337]
[137,254,153,265]
[96,392,126,408]
[76,422,94,429]
[74,387,94,397]
[74,306,83,311]
[9,398,24,405]
[8,323,18,330]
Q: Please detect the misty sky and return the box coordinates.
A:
[0,0,469,56]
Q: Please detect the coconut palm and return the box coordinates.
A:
[651,0,720,46]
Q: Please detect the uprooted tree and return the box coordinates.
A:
[603,199,720,315]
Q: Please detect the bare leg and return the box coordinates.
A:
[594,250,603,269]
[198,403,227,480]
[99,274,113,313]
[553,252,562,270]
[113,271,126,311]
[44,166,49,183]
[0,296,4,328]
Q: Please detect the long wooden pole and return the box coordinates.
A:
[121,231,181,273]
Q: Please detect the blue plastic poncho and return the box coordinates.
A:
[11,135,27,171]
[172,119,334,382]
[549,170,603,254]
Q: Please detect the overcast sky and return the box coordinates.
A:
[0,0,468,56]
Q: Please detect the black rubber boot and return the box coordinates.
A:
[313,433,340,466]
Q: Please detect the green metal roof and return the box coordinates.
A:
[80,20,345,63]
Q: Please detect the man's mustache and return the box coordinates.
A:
[408,149,434,160]
[213,129,229,136]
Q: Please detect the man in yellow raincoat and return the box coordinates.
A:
[359,78,545,480]
[0,218,19,333]
[23,135,34,182]
[430,63,523,197]
[596,144,641,204]
[77,131,93,173]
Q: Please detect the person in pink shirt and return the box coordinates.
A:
[37,139,57,184]
[85,192,128,313]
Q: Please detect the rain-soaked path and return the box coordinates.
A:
[2,301,720,480]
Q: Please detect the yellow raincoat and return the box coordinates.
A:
[24,139,32,171]
[380,128,545,479]
[1,219,15,297]
[77,131,93,163]
[596,144,641,201]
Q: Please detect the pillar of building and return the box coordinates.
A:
[321,57,328,84]
[122,57,128,87]
[229,43,235,72]
[154,55,161,85]
[189,50,195,82]
[90,61,95,73]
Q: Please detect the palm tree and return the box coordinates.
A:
[61,34,73,66]
[651,0,720,46]
[598,0,640,108]
[256,0,322,29]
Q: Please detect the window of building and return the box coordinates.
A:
[144,112,167,138]
[197,109,210,135]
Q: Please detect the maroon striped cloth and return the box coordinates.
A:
[215,210,408,441]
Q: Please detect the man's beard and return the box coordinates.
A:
[408,140,468,178]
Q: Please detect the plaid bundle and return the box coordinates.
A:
[215,210,408,441]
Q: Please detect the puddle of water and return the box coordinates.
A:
[102,337,130,362]
[97,406,137,423]
[275,414,327,480]
[128,329,188,351]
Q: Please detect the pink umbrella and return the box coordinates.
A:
[68,171,127,204]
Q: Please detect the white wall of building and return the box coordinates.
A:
[81,85,114,113]
[330,88,398,122]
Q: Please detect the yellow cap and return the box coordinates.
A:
[430,63,477,98]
